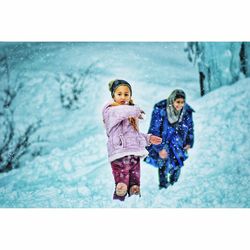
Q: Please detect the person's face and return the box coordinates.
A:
[113,85,131,105]
[173,98,185,111]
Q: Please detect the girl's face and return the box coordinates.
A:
[113,85,131,105]
[173,98,185,111]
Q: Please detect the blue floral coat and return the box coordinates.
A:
[144,99,194,173]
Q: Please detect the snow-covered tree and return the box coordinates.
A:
[0,54,43,173]
[57,60,99,110]
[184,42,244,96]
[240,42,250,77]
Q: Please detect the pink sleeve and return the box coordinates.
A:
[104,105,141,133]
[140,133,152,146]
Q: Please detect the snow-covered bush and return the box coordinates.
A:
[0,54,43,173]
[57,60,99,110]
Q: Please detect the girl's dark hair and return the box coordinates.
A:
[174,90,186,100]
[109,79,132,97]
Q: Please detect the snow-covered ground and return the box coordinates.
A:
[0,42,249,207]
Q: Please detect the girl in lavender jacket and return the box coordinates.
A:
[102,79,162,201]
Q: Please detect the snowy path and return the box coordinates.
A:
[0,43,249,207]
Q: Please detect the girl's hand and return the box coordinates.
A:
[184,144,191,151]
[159,149,168,159]
[138,110,145,119]
[149,135,162,145]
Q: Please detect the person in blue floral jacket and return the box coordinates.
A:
[144,89,195,189]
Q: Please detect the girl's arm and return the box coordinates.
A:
[140,133,152,146]
[141,133,163,146]
[104,104,141,133]
[147,105,165,153]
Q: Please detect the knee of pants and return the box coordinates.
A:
[113,171,130,186]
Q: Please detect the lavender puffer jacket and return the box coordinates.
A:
[102,102,151,162]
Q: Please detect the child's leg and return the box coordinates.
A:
[158,165,171,189]
[170,167,181,184]
[128,156,141,196]
[111,157,130,201]
[158,165,167,187]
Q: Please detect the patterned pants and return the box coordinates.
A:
[111,155,140,201]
